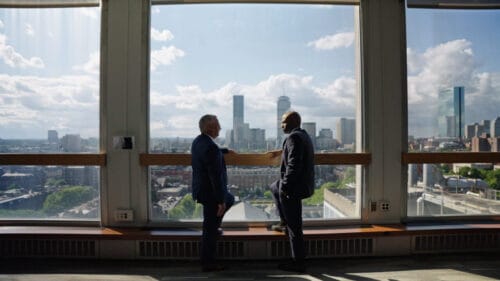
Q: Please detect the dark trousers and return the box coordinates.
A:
[201,192,235,265]
[271,180,305,261]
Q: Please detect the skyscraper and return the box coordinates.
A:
[61,134,81,152]
[492,117,500,137]
[233,95,244,149]
[48,130,58,144]
[276,96,291,147]
[438,86,465,138]
[302,122,316,148]
[336,118,355,146]
[481,120,491,136]
[446,116,456,137]
[453,86,465,139]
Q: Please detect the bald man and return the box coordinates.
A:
[270,111,315,273]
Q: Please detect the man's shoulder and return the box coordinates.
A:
[193,134,218,151]
[193,134,211,144]
[288,129,307,141]
[287,129,313,147]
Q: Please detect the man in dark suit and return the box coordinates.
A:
[270,111,315,273]
[191,114,235,272]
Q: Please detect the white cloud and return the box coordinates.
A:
[0,74,99,138]
[73,52,100,75]
[152,7,161,14]
[151,28,174,42]
[0,34,45,69]
[150,46,185,71]
[0,20,4,29]
[407,39,500,137]
[314,76,356,110]
[150,73,358,138]
[308,32,355,51]
[24,23,35,36]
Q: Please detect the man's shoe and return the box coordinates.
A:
[278,261,306,273]
[201,264,225,272]
[271,222,287,233]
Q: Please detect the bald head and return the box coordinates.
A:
[281,111,301,134]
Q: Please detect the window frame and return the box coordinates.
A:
[404,1,500,221]
[0,2,103,225]
[145,1,368,227]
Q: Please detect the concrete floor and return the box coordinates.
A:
[0,253,499,281]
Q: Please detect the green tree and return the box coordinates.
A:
[45,178,66,187]
[168,194,196,219]
[263,190,272,199]
[485,169,500,190]
[468,168,482,179]
[458,167,483,179]
[458,167,471,178]
[439,164,451,175]
[341,167,355,186]
[303,182,336,206]
[42,186,96,215]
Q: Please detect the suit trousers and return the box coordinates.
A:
[271,180,305,261]
[201,192,235,265]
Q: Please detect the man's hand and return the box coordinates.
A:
[266,150,282,165]
[217,203,226,217]
[266,150,282,159]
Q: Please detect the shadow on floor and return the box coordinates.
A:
[1,252,499,281]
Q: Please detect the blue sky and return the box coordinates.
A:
[406,8,500,137]
[0,7,100,139]
[150,4,357,138]
[0,4,499,141]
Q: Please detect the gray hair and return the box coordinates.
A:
[198,114,218,134]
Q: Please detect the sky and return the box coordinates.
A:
[149,4,357,139]
[406,8,500,138]
[0,7,100,139]
[0,4,499,140]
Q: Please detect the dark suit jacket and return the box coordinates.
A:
[280,128,315,199]
[191,134,228,204]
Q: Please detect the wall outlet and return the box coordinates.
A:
[115,209,134,222]
[379,200,390,212]
[370,201,377,212]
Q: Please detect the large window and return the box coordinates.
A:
[406,3,500,217]
[0,6,101,220]
[148,3,363,222]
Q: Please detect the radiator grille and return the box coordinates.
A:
[270,238,373,258]
[413,232,500,253]
[0,239,97,258]
[138,240,245,259]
